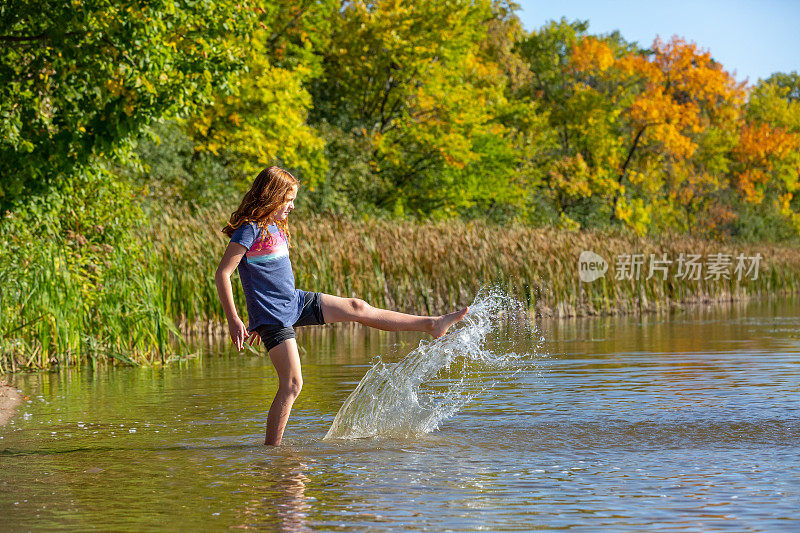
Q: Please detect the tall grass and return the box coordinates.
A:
[152,203,800,330]
[3,200,799,372]
[0,224,188,373]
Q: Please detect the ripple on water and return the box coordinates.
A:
[1,291,799,530]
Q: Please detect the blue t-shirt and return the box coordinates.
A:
[229,221,304,329]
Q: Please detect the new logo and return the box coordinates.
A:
[578,250,608,282]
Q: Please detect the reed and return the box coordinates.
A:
[153,203,800,328]
[2,201,799,372]
[0,223,188,373]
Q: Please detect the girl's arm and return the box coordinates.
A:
[215,242,258,350]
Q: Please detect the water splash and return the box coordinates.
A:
[324,286,546,440]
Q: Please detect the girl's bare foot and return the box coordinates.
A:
[431,307,469,338]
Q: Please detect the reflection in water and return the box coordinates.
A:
[234,455,311,532]
[0,294,798,530]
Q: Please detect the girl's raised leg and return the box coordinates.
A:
[265,338,303,446]
[319,294,468,338]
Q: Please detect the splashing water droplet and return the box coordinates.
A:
[324,286,545,440]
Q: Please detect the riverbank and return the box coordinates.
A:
[0,380,22,426]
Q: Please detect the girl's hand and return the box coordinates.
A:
[247,330,261,347]
[228,317,258,350]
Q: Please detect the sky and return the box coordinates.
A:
[516,0,800,85]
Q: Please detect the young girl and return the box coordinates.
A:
[215,166,469,446]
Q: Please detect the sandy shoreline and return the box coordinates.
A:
[0,380,23,426]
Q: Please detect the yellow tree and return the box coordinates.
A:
[617,37,746,233]
[570,35,747,234]
[733,80,800,233]
[516,20,628,229]
[184,1,334,185]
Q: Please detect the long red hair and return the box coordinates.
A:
[222,166,299,246]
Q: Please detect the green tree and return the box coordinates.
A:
[0,0,257,365]
[184,0,336,186]
[0,0,255,207]
[308,0,525,218]
[762,71,800,103]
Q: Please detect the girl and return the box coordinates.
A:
[215,166,468,446]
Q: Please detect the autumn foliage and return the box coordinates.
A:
[542,27,799,238]
[3,2,800,368]
[3,2,799,241]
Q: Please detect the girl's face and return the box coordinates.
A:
[273,185,297,222]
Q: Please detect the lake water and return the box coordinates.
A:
[1,291,799,531]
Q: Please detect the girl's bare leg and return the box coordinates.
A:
[319,294,468,338]
[265,338,303,446]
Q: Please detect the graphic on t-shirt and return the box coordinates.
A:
[246,229,288,264]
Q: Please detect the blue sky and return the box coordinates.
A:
[516,0,800,85]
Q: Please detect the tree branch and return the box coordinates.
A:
[620,124,648,179]
[0,31,83,43]
[266,4,309,49]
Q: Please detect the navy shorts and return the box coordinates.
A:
[255,291,326,352]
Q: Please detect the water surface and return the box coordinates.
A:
[1,295,799,531]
